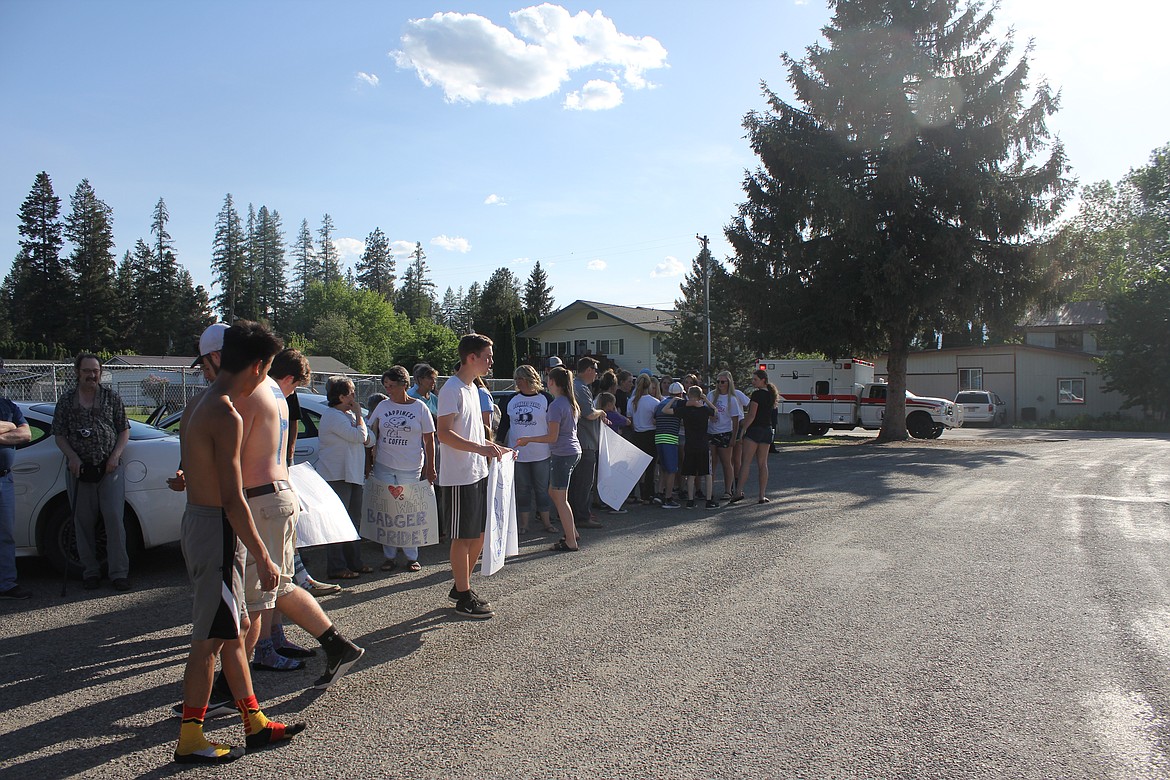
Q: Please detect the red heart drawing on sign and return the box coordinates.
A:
[387,484,405,500]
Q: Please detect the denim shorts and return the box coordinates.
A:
[656,442,679,474]
[549,453,580,490]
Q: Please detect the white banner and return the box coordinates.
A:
[481,453,519,577]
[359,477,440,549]
[288,463,361,547]
[597,425,653,511]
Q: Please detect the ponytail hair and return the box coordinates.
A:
[548,366,579,419]
[752,368,779,408]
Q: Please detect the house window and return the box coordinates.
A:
[1056,330,1084,350]
[586,311,599,320]
[544,342,571,356]
[597,339,625,356]
[958,368,983,391]
[1058,378,1085,404]
[652,337,661,355]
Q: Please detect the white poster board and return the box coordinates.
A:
[288,462,360,547]
[359,477,440,549]
[481,453,519,576]
[597,424,653,510]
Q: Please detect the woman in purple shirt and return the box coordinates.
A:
[517,366,581,552]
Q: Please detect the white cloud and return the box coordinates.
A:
[650,255,685,278]
[564,79,623,111]
[392,4,667,107]
[432,235,472,253]
[390,240,416,259]
[484,193,507,206]
[335,237,366,267]
[587,259,607,271]
[355,71,380,87]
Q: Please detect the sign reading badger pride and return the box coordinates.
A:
[360,477,439,549]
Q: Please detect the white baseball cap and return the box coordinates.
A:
[547,356,563,368]
[191,323,229,367]
[668,382,685,395]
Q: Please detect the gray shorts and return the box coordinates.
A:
[181,504,246,642]
[243,489,299,612]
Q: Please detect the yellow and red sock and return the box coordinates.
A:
[176,705,236,761]
[237,695,306,748]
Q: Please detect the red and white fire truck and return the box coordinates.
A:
[754,358,963,439]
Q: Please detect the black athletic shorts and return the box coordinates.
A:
[440,477,488,540]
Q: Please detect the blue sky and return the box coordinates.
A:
[2,1,1167,313]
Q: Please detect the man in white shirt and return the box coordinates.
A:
[436,334,509,619]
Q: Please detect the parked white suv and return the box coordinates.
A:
[954,390,1007,427]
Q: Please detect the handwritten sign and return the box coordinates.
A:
[481,453,518,576]
[288,463,360,547]
[359,477,439,549]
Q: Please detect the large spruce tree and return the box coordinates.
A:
[726,0,1070,439]
[318,214,341,284]
[355,227,396,301]
[660,243,753,378]
[211,194,246,321]
[396,242,436,322]
[64,179,119,352]
[254,206,286,326]
[12,172,70,351]
[290,218,318,308]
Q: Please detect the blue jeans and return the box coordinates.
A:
[374,464,421,561]
[514,458,552,515]
[0,473,16,590]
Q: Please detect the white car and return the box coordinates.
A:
[955,390,1008,427]
[157,391,344,468]
[11,402,186,575]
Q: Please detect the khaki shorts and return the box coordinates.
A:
[244,489,299,612]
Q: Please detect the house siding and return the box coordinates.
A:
[526,306,670,373]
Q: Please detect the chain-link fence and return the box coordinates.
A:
[0,362,516,416]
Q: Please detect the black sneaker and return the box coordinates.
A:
[449,586,484,603]
[652,494,664,505]
[662,499,681,509]
[0,585,31,600]
[705,499,719,509]
[685,499,696,509]
[454,594,494,619]
[312,643,366,690]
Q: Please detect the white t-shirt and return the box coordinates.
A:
[505,392,551,463]
[370,397,434,473]
[707,391,744,434]
[629,394,658,432]
[437,375,487,486]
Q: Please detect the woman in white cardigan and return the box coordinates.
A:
[317,375,371,579]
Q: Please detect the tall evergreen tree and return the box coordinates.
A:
[479,267,524,375]
[143,198,185,354]
[318,214,341,283]
[660,244,754,377]
[522,261,555,321]
[725,0,1070,439]
[254,206,286,325]
[210,193,246,321]
[437,286,463,330]
[12,172,69,350]
[291,218,318,307]
[462,281,482,335]
[396,241,437,322]
[64,179,119,352]
[117,240,154,352]
[355,227,396,301]
[236,203,262,320]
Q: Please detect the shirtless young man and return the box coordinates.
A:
[225,332,364,689]
[174,321,304,764]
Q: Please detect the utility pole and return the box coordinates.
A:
[696,233,711,385]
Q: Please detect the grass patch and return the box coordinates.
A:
[1011,414,1169,433]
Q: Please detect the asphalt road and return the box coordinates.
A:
[2,428,1170,779]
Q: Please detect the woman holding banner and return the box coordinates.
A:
[368,365,437,571]
[319,376,372,580]
[517,366,580,552]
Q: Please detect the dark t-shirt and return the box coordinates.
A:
[0,398,27,472]
[748,389,774,429]
[677,404,714,451]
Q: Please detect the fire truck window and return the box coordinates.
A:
[815,381,829,395]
